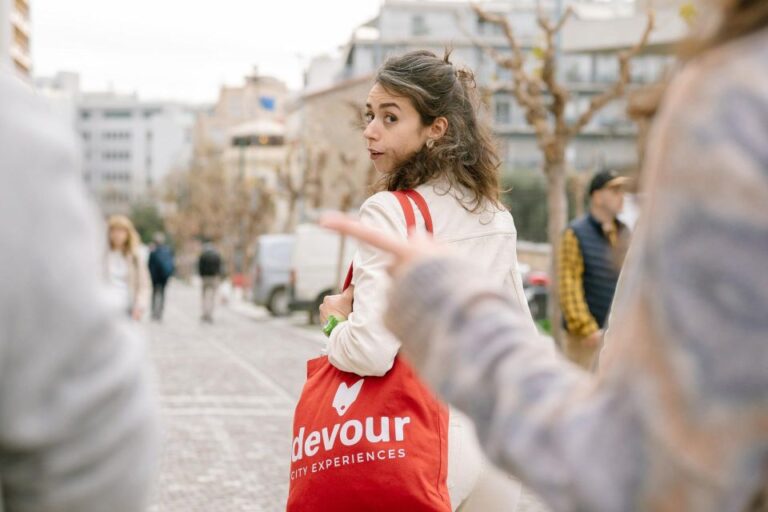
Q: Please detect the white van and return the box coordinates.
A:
[289,223,358,323]
[251,234,295,316]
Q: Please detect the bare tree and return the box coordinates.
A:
[277,144,308,232]
[229,176,277,276]
[469,3,654,342]
[163,159,276,281]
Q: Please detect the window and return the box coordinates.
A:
[411,15,428,36]
[231,135,285,147]
[595,55,619,83]
[102,131,132,140]
[102,151,131,161]
[495,100,511,125]
[102,171,131,182]
[82,131,91,141]
[104,110,132,119]
[477,15,505,37]
[80,111,92,120]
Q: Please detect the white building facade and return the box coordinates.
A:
[324,0,682,174]
[78,94,195,215]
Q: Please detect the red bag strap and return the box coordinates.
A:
[342,263,354,291]
[392,190,417,230]
[403,189,433,234]
[342,189,433,292]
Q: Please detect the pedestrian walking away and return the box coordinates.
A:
[148,232,175,321]
[198,241,223,323]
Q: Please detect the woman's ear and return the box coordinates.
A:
[429,117,448,140]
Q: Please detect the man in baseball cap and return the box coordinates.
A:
[558,169,632,370]
[588,169,631,196]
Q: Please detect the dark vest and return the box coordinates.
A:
[569,214,627,328]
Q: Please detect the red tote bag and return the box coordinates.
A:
[286,190,450,512]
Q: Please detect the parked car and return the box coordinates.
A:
[523,269,550,322]
[252,234,295,316]
[289,223,357,324]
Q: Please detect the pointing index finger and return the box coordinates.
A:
[320,212,411,259]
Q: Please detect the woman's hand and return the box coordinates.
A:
[319,285,354,325]
[320,212,442,279]
[131,305,144,322]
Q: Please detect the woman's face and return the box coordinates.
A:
[109,227,128,249]
[363,83,431,175]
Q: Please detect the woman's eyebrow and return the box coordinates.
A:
[365,102,401,111]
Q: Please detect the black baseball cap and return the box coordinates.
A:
[588,170,630,195]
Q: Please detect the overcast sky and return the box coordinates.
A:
[32,0,383,103]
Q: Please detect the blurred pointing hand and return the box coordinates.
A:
[320,212,442,278]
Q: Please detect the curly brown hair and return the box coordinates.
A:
[372,50,502,212]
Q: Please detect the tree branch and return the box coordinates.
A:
[466,4,551,137]
[536,6,573,133]
[569,10,655,136]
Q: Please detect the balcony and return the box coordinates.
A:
[10,44,32,75]
[13,25,30,53]
[10,10,30,36]
[14,0,29,19]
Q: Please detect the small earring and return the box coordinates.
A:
[426,139,435,149]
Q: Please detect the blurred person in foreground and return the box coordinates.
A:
[320,0,768,509]
[106,215,150,321]
[0,73,158,510]
[148,232,175,321]
[558,169,631,370]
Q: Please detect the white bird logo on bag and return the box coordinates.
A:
[332,379,364,416]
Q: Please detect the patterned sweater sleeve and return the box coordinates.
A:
[383,34,768,511]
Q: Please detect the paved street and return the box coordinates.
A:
[145,281,548,512]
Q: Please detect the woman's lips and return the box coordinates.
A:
[369,150,383,160]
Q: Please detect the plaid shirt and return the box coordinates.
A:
[558,227,601,338]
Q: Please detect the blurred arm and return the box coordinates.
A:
[0,74,158,512]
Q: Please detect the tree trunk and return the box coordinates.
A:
[545,158,568,347]
[283,193,298,233]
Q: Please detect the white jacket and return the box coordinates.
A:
[327,179,533,376]
[325,179,531,510]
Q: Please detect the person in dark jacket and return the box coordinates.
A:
[558,170,630,369]
[148,232,174,321]
[198,242,222,323]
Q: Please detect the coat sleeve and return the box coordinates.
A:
[0,74,158,512]
[326,194,407,376]
[383,53,768,511]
